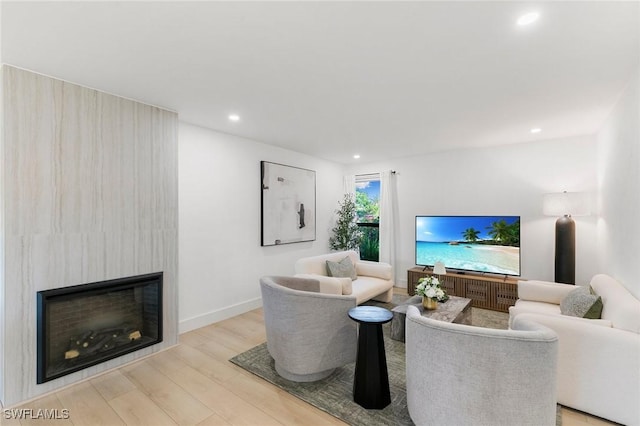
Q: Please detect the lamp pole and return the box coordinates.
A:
[555,215,575,284]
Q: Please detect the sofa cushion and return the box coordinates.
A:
[326,256,357,281]
[560,286,603,319]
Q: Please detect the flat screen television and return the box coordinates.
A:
[415,215,521,276]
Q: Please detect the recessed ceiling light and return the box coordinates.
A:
[228,114,240,122]
[530,127,542,134]
[517,12,540,26]
[353,154,361,159]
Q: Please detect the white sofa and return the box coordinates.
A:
[508,274,640,426]
[294,250,393,304]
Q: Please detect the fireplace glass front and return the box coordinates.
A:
[36,273,163,384]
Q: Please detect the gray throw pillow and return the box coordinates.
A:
[326,256,357,281]
[560,285,603,319]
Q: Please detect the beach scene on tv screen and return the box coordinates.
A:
[416,216,520,276]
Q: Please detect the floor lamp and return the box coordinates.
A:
[543,192,590,285]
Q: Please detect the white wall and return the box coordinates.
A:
[178,122,344,332]
[597,70,640,298]
[347,136,598,286]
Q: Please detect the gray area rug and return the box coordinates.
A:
[230,296,560,426]
[230,317,411,425]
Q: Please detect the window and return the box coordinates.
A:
[355,174,380,261]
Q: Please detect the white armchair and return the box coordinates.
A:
[259,276,357,382]
[406,305,559,426]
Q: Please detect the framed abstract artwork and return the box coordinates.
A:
[261,161,316,246]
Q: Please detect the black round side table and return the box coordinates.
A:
[348,306,393,409]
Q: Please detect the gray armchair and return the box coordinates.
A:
[259,276,357,382]
[405,305,559,426]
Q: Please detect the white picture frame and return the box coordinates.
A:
[261,161,316,246]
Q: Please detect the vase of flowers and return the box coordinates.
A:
[415,276,448,310]
[422,296,438,310]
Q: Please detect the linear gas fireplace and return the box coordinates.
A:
[36,273,163,384]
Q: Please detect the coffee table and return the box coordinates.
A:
[390,295,472,342]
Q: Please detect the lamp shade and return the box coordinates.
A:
[543,192,591,217]
[433,261,447,275]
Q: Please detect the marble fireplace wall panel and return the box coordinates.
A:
[1,66,179,405]
[0,66,5,405]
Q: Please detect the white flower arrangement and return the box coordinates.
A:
[415,276,449,302]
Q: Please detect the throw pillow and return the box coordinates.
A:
[560,285,603,319]
[326,256,357,281]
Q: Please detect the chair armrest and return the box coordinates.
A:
[508,306,612,329]
[356,261,392,281]
[517,280,576,304]
[512,312,612,330]
[294,274,352,295]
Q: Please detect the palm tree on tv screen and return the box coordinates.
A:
[462,227,480,242]
[507,219,520,245]
[487,219,520,246]
[487,220,510,244]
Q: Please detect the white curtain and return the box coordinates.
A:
[343,175,356,198]
[379,171,398,281]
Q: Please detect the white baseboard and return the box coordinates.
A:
[179,297,263,334]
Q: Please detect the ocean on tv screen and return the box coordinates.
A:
[416,241,520,275]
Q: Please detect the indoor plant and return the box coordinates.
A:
[329,194,363,251]
[415,276,448,309]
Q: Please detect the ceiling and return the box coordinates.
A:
[2,1,639,164]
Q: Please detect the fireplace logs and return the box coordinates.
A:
[65,326,142,360]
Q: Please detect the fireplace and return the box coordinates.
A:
[36,273,163,384]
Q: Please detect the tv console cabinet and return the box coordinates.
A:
[407,267,519,313]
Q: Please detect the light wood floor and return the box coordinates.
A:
[1,307,618,426]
